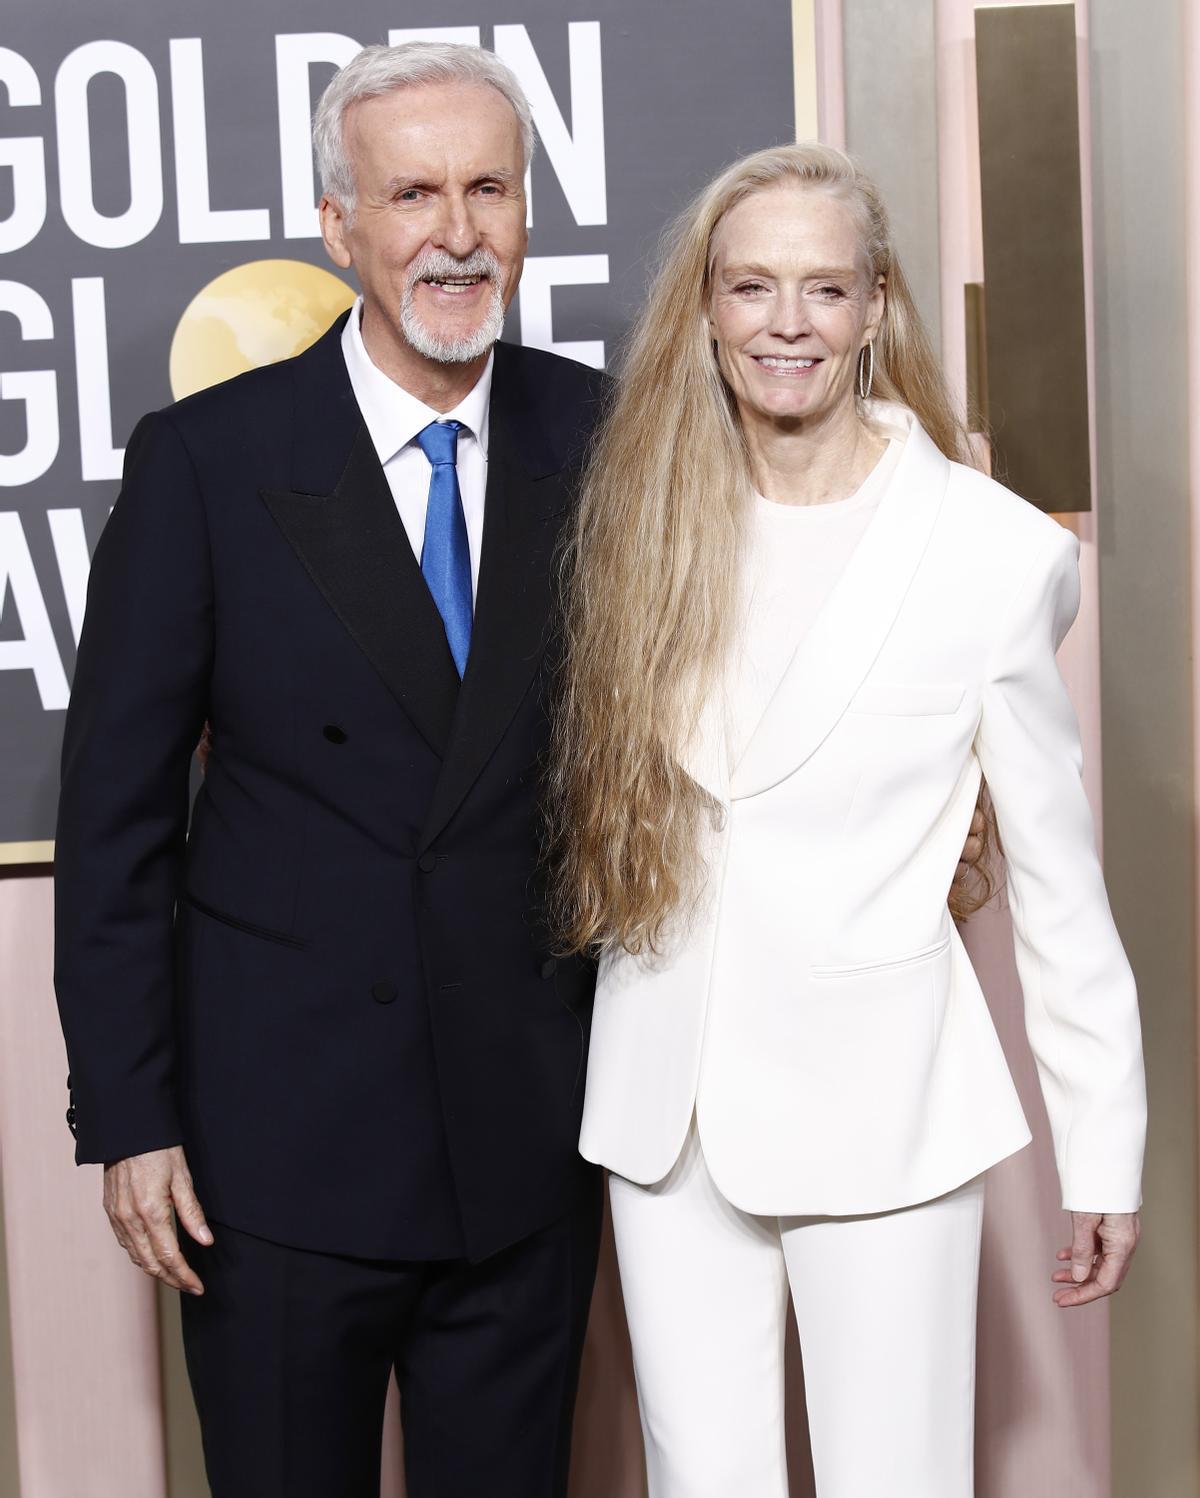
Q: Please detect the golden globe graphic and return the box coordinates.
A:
[169,259,357,400]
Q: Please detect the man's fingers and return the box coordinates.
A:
[102,1148,209,1292]
[171,1172,214,1247]
[142,1206,203,1295]
[122,1214,161,1277]
[109,1167,143,1264]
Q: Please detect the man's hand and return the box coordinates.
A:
[1052,1211,1140,1307]
[103,1144,213,1295]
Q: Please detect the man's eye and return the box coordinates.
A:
[397,189,422,203]
[477,183,502,196]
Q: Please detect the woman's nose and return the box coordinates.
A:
[770,290,812,339]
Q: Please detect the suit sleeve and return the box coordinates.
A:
[54,411,214,1165]
[975,522,1146,1212]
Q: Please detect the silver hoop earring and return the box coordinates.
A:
[857,341,875,401]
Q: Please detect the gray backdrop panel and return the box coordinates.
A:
[0,1,796,846]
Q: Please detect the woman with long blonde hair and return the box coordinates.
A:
[550,143,1145,1497]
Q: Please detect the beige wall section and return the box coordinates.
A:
[842,0,942,348]
[1088,0,1200,1494]
[159,1286,207,1498]
[0,1147,22,1498]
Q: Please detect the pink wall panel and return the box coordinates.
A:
[0,873,167,1498]
[815,0,847,146]
[965,909,1111,1498]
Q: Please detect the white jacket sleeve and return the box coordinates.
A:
[975,522,1146,1212]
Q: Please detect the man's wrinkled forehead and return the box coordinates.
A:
[343,82,525,184]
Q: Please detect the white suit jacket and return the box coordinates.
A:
[579,405,1146,1216]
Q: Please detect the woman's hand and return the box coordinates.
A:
[953,804,986,887]
[1052,1211,1140,1306]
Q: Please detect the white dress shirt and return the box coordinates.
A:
[340,297,492,602]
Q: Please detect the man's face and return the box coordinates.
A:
[320,80,528,368]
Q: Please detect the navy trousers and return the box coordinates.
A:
[180,1175,604,1498]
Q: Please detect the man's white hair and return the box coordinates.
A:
[313,42,536,221]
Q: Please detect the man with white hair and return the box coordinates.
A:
[54,43,606,1497]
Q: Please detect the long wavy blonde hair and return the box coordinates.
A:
[549,142,987,957]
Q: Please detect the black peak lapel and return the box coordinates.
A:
[261,320,459,757]
[418,344,576,850]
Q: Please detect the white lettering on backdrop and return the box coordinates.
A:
[0,23,609,707]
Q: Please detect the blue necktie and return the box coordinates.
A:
[416,420,472,678]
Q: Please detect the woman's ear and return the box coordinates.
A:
[866,275,886,342]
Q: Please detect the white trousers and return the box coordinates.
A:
[608,1121,985,1498]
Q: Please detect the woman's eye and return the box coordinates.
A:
[816,284,847,299]
[735,282,767,295]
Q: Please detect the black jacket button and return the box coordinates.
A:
[540,958,558,980]
[417,852,437,873]
[371,982,397,1005]
[323,725,347,744]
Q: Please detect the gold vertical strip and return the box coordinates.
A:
[976,3,1091,510]
[793,0,820,140]
[963,282,989,433]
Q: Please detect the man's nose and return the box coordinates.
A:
[433,194,481,259]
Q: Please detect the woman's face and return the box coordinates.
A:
[707,183,884,433]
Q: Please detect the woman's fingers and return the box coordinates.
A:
[1053,1212,1140,1307]
[1069,1213,1100,1283]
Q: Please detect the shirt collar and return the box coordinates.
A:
[341,296,493,466]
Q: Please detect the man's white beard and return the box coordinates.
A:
[400,248,506,364]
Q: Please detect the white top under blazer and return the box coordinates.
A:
[578,403,1147,1216]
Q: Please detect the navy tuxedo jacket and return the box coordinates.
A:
[54,316,607,1261]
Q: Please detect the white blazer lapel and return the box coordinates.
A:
[730,408,952,801]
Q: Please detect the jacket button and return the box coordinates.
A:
[323,724,347,744]
[371,982,397,1005]
[540,958,558,980]
[417,852,437,873]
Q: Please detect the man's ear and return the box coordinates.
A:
[319,195,353,271]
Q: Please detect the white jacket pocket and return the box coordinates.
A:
[810,934,952,980]
[849,683,964,716]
